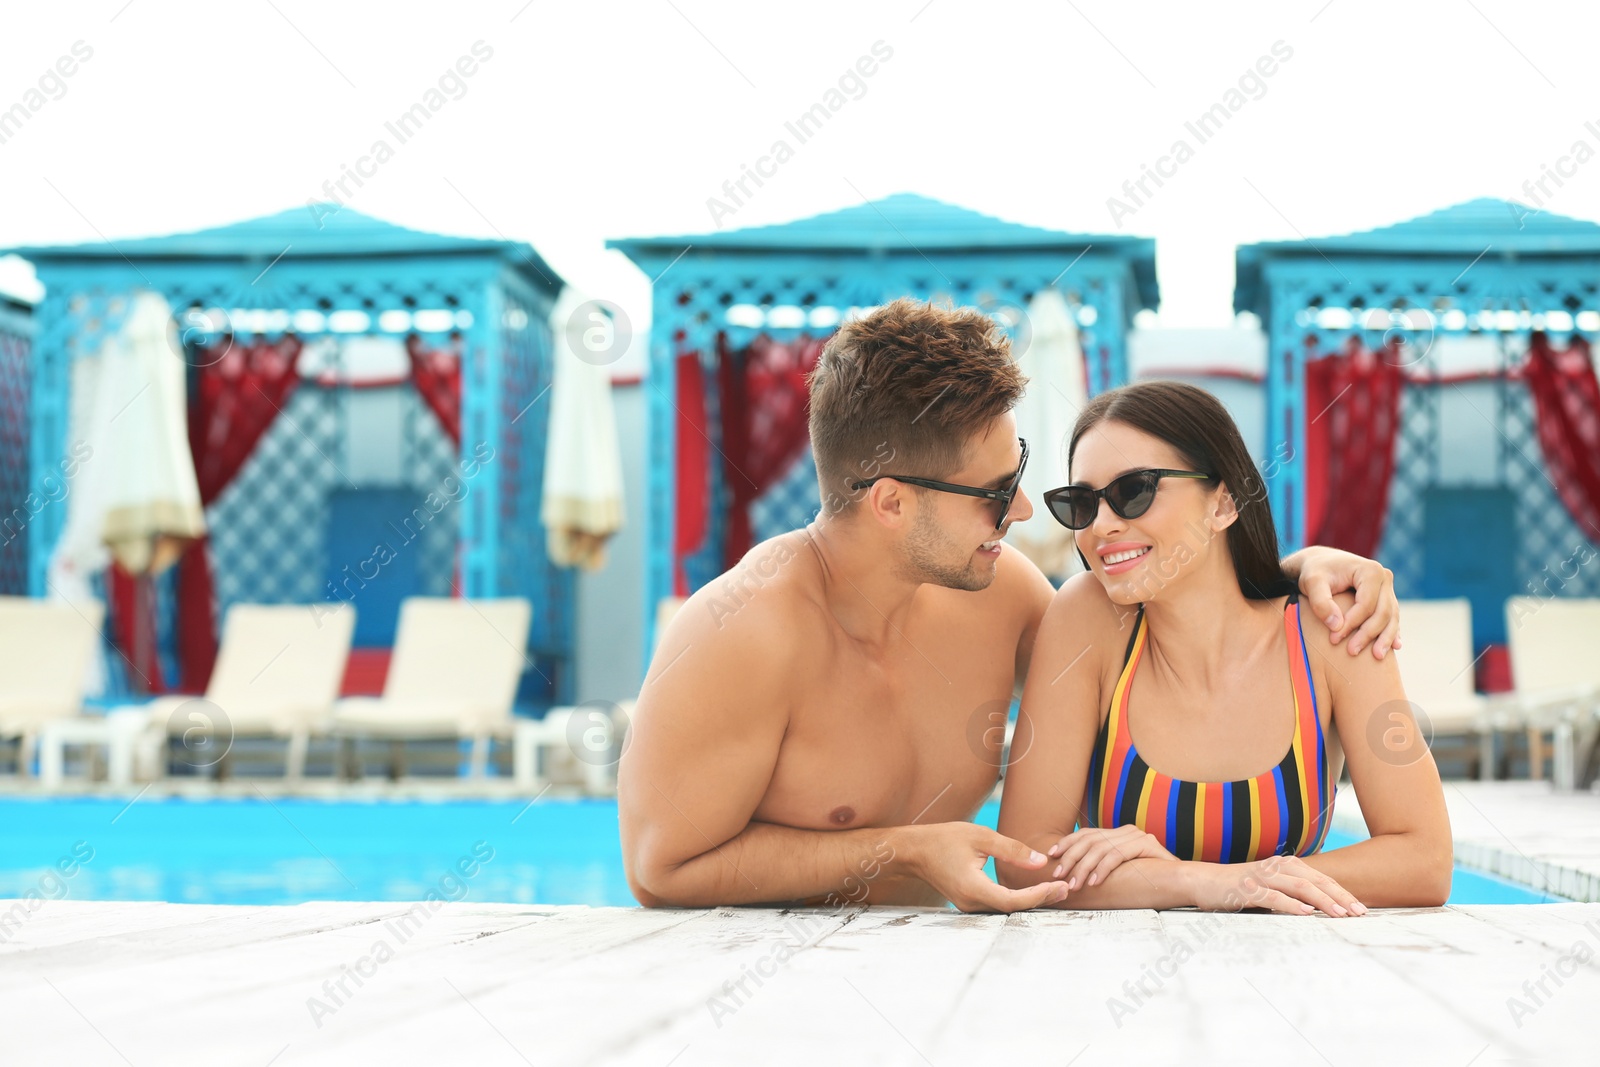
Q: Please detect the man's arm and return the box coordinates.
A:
[618,590,1067,911]
[1283,546,1401,659]
[619,594,863,907]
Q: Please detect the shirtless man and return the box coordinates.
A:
[619,298,1399,912]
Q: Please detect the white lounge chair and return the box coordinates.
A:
[330,596,532,779]
[1389,599,1502,779]
[129,602,356,780]
[513,595,685,793]
[1503,596,1600,788]
[0,596,106,777]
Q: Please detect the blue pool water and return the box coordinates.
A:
[0,797,636,907]
[0,797,1567,908]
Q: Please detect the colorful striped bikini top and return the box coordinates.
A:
[1085,599,1335,863]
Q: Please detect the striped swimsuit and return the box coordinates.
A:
[1085,599,1335,862]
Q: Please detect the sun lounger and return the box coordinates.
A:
[0,596,106,777]
[1503,596,1600,787]
[128,602,356,779]
[329,596,532,779]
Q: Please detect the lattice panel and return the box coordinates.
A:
[495,286,574,703]
[1503,378,1600,598]
[403,389,461,598]
[0,320,29,595]
[1375,376,1440,599]
[207,386,344,614]
[751,444,821,544]
[661,259,1128,389]
[682,343,728,592]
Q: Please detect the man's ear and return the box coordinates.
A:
[1209,484,1240,532]
[867,479,909,528]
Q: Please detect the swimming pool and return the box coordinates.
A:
[0,797,1565,908]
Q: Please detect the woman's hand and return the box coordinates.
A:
[1189,854,1368,916]
[1045,824,1175,890]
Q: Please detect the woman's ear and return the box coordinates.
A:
[1209,484,1240,532]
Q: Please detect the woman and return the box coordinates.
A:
[996,381,1451,914]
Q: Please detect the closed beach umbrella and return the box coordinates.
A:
[541,287,625,570]
[98,291,206,574]
[1006,288,1088,579]
[48,290,205,692]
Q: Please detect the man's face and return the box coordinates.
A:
[900,414,1033,591]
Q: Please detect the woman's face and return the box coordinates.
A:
[1069,420,1226,605]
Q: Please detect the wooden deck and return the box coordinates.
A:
[4,899,1597,1065]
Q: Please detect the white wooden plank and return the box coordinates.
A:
[5,901,1600,1065]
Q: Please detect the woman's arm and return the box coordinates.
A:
[995,574,1120,889]
[1295,593,1454,906]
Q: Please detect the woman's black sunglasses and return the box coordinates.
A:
[1043,469,1213,531]
[849,438,1029,532]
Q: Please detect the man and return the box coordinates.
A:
[619,298,1399,912]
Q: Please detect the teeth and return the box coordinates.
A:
[980,540,1000,551]
[1103,547,1150,565]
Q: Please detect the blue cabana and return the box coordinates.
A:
[1236,198,1600,645]
[609,192,1157,643]
[5,206,576,706]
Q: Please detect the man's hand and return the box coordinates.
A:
[1288,546,1402,659]
[1045,824,1174,890]
[901,822,1070,913]
[1188,854,1367,916]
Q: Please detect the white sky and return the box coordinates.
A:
[4,0,1600,377]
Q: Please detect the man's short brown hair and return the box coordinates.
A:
[808,298,1026,516]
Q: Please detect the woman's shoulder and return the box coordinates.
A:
[1288,588,1359,646]
[1041,571,1141,655]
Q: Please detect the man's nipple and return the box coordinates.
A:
[829,806,856,826]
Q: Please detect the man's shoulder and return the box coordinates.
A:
[655,533,830,678]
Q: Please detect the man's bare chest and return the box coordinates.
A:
[753,633,1016,832]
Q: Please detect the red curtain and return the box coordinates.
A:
[1524,332,1600,543]
[108,565,164,692]
[174,335,303,692]
[716,333,825,566]
[405,334,462,445]
[674,351,709,596]
[1303,336,1406,557]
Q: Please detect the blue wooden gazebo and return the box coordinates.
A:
[609,192,1158,643]
[5,206,576,706]
[1236,197,1600,640]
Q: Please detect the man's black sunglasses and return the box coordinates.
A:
[849,438,1029,532]
[1042,468,1212,531]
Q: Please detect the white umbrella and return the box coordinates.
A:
[48,290,206,693]
[541,287,625,570]
[1006,288,1088,580]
